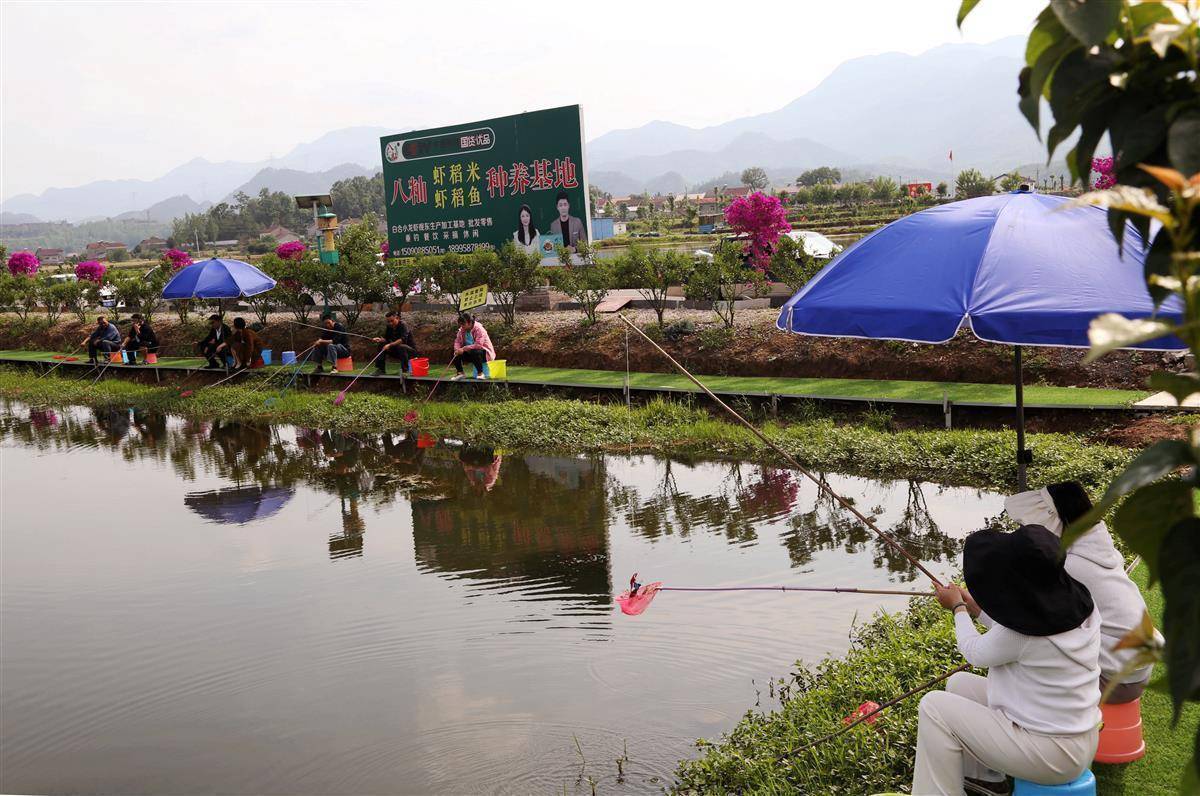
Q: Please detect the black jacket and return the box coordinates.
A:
[199,324,232,348]
[382,321,417,352]
[129,323,158,348]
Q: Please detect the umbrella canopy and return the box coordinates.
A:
[184,485,294,525]
[161,257,276,300]
[776,189,1185,489]
[779,191,1183,347]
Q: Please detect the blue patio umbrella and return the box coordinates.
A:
[161,257,276,300]
[777,188,1184,488]
[184,485,294,525]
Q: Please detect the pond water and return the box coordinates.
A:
[0,403,1004,794]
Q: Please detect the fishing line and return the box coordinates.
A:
[36,343,84,380]
[616,313,942,587]
[286,319,378,341]
[658,585,932,596]
[334,348,389,405]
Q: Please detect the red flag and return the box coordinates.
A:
[948,149,954,162]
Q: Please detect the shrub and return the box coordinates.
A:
[7,251,39,276]
[674,599,965,795]
[276,241,306,261]
[550,241,613,324]
[767,234,822,294]
[723,192,790,270]
[490,242,543,326]
[74,260,106,283]
[162,248,192,271]
[615,247,693,326]
[686,246,766,328]
[662,318,696,342]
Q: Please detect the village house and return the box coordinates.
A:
[134,236,168,254]
[83,241,128,260]
[260,224,300,244]
[33,247,64,265]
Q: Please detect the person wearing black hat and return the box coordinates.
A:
[1005,481,1162,704]
[912,524,1101,796]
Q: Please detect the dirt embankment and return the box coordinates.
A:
[2,307,1190,390]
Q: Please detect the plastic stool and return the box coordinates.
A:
[145,353,158,364]
[336,356,354,372]
[281,351,297,366]
[261,349,272,366]
[1013,769,1095,795]
[1095,698,1146,764]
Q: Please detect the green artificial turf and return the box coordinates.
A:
[0,350,1151,408]
[1095,564,1200,795]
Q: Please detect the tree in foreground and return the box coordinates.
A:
[616,247,694,327]
[550,242,613,325]
[959,1,1200,790]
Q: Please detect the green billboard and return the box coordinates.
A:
[380,105,590,261]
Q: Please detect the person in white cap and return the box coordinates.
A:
[1005,481,1161,703]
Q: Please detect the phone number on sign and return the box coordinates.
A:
[397,243,495,256]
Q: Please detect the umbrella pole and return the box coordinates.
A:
[1014,345,1027,490]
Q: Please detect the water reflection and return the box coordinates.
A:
[1,400,1003,795]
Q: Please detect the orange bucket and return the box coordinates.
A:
[109,351,124,364]
[336,356,354,372]
[145,353,158,364]
[249,356,266,369]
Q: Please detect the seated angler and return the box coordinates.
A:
[82,315,122,364]
[914,524,1101,796]
[1005,481,1162,704]
[229,317,265,370]
[451,312,495,381]
[196,314,232,369]
[122,313,158,365]
[372,311,418,375]
[313,311,350,374]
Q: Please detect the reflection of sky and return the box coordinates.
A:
[1,407,1004,794]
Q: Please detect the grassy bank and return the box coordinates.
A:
[673,567,1198,795]
[0,369,1133,490]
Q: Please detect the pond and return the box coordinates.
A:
[0,403,1004,794]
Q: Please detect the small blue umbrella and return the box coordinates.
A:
[185,485,294,525]
[778,189,1184,488]
[161,257,276,300]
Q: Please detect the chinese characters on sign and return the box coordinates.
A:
[380,105,590,261]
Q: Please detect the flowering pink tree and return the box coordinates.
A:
[7,251,39,276]
[276,241,306,261]
[1091,156,1115,189]
[723,192,791,270]
[75,260,107,283]
[162,248,193,271]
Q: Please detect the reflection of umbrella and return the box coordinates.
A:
[778,190,1185,488]
[184,485,293,525]
[162,258,275,299]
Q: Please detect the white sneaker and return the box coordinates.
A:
[451,373,465,381]
[475,373,488,380]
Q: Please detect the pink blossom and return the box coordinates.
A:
[7,251,40,276]
[723,192,791,270]
[1091,156,1116,190]
[380,240,390,255]
[75,260,107,283]
[276,241,306,261]
[163,248,193,270]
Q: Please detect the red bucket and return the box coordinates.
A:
[410,357,429,377]
[335,356,354,372]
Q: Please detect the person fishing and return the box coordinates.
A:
[121,314,158,365]
[196,314,232,369]
[451,311,494,381]
[229,317,265,370]
[913,524,1101,796]
[372,311,418,375]
[312,311,350,374]
[1004,481,1161,703]
[82,315,122,365]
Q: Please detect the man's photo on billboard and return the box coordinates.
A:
[548,190,586,250]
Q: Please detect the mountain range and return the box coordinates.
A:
[2,37,1062,224]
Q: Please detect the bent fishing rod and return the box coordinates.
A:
[655,585,932,597]
[616,313,943,587]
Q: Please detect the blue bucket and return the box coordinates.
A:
[281,350,297,366]
[261,349,272,366]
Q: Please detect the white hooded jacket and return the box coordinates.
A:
[1005,488,1161,684]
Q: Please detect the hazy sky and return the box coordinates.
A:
[0,0,1046,199]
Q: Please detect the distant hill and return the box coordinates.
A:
[1,127,388,223]
[115,194,211,222]
[223,163,374,203]
[0,211,40,224]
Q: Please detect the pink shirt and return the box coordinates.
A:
[454,321,495,361]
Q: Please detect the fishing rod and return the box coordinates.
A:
[286,319,379,341]
[334,348,389,405]
[404,355,459,423]
[249,343,319,394]
[788,662,971,755]
[659,585,932,596]
[616,313,942,586]
[36,343,84,379]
